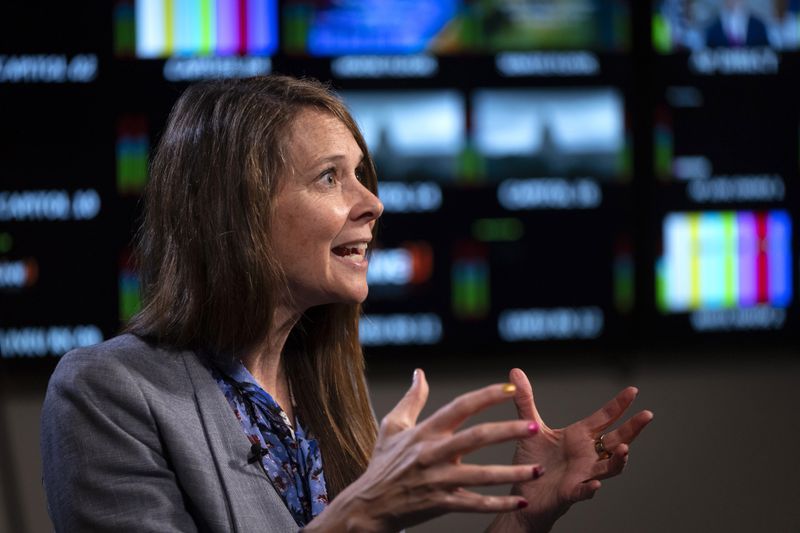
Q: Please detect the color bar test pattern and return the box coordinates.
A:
[658,210,792,312]
[135,0,277,58]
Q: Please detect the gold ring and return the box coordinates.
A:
[594,434,612,460]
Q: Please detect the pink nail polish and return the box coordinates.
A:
[517,499,528,509]
[527,422,539,434]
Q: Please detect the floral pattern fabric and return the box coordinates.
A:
[211,361,328,527]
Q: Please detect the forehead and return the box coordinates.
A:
[286,108,362,169]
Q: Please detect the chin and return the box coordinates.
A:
[343,288,369,305]
[313,286,368,308]
[339,284,370,305]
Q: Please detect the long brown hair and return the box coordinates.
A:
[126,75,378,497]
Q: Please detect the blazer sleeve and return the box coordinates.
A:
[41,347,200,533]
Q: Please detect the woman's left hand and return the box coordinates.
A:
[488,368,654,533]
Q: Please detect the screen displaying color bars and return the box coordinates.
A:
[135,0,277,58]
[657,211,792,312]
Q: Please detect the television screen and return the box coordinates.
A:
[472,88,628,183]
[283,0,630,56]
[654,84,794,185]
[1,90,111,359]
[342,90,465,182]
[115,0,279,58]
[653,0,800,52]
[657,210,792,312]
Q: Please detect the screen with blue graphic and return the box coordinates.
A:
[283,0,630,56]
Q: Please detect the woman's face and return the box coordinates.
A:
[271,108,383,312]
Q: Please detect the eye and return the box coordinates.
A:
[355,165,367,184]
[318,168,338,187]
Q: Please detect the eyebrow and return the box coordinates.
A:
[308,153,366,169]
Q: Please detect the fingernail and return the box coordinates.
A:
[502,383,516,394]
[527,422,539,434]
[517,499,528,509]
[532,466,545,479]
[412,369,420,383]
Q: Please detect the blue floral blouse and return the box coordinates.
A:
[211,361,328,527]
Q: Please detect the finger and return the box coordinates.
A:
[570,480,602,503]
[587,443,629,481]
[582,386,639,434]
[509,368,542,424]
[439,488,528,513]
[600,410,654,449]
[380,369,430,436]
[421,382,519,433]
[433,463,544,489]
[422,420,539,465]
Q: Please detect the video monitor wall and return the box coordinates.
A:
[1,0,798,364]
[649,0,800,339]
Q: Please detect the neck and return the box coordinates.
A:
[240,304,301,417]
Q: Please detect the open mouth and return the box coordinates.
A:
[331,242,368,262]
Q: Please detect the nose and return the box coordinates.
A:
[351,180,384,223]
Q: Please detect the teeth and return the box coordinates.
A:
[332,242,368,258]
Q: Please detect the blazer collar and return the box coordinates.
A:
[181,351,300,533]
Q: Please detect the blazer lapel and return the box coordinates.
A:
[181,352,300,533]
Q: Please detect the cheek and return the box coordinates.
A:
[281,209,340,261]
[306,204,349,244]
[275,195,350,262]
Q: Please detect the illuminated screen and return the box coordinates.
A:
[653,0,800,52]
[472,88,628,183]
[117,115,149,196]
[657,210,792,312]
[342,90,465,182]
[654,85,794,187]
[283,0,630,56]
[126,0,278,58]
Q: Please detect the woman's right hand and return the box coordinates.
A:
[304,369,544,533]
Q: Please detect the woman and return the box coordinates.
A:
[40,75,652,532]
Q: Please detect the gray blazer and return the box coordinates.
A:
[41,334,300,532]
